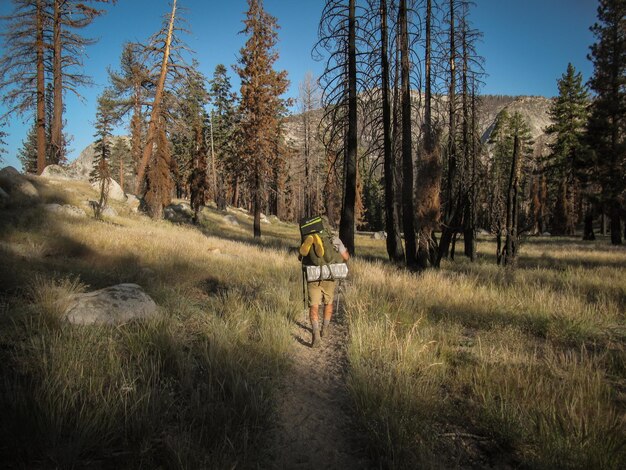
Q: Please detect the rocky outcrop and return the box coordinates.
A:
[164,202,194,223]
[64,283,158,325]
[0,166,40,206]
[44,203,87,218]
[90,177,126,202]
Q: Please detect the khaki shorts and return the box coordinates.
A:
[307,280,336,307]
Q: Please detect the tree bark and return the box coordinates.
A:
[583,204,596,240]
[51,0,63,165]
[609,199,622,245]
[36,0,46,175]
[416,0,440,269]
[339,0,358,255]
[504,136,520,266]
[381,0,404,262]
[399,0,416,267]
[134,0,177,194]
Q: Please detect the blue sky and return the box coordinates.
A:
[0,0,598,170]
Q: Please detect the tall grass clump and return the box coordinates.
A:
[0,195,298,468]
[344,236,626,469]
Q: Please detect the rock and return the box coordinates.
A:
[44,203,87,218]
[101,206,118,218]
[164,203,193,223]
[0,166,40,206]
[172,202,193,217]
[90,178,126,202]
[260,213,270,224]
[67,136,131,181]
[224,214,239,226]
[372,231,387,240]
[41,164,70,179]
[0,187,8,209]
[542,232,551,236]
[124,194,140,212]
[268,215,281,223]
[107,178,126,202]
[64,283,158,325]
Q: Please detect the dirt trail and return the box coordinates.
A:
[266,296,372,469]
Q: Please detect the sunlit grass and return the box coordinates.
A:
[345,235,626,468]
[1,176,625,468]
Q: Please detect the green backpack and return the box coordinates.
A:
[298,216,344,266]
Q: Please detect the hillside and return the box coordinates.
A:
[283,94,553,156]
[0,168,624,468]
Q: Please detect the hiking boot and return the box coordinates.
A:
[321,322,331,339]
[311,328,321,348]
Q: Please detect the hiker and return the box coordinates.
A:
[298,216,349,348]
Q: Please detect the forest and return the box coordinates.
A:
[0,0,624,468]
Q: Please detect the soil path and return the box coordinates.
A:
[266,296,372,469]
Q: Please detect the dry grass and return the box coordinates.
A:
[345,236,626,468]
[0,178,298,468]
[1,176,624,468]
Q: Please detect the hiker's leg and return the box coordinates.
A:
[323,302,333,323]
[320,281,336,338]
[307,282,322,348]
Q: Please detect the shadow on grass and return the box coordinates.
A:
[0,205,289,468]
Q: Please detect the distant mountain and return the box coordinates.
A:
[283,94,554,158]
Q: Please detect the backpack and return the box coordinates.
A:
[298,216,344,266]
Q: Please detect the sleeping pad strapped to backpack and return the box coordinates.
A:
[298,216,345,266]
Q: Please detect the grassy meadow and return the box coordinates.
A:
[0,176,624,468]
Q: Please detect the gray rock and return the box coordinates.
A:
[41,164,70,179]
[224,214,239,226]
[101,206,118,217]
[0,166,40,206]
[90,178,126,202]
[67,136,131,181]
[0,187,8,208]
[372,231,387,240]
[64,283,157,325]
[44,203,87,218]
[126,194,140,212]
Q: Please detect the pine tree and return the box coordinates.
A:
[108,42,151,180]
[487,110,533,264]
[209,64,239,209]
[0,0,47,174]
[545,63,589,236]
[90,91,114,219]
[17,122,38,173]
[235,0,289,238]
[586,0,626,245]
[0,122,8,164]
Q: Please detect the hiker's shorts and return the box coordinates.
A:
[307,280,336,307]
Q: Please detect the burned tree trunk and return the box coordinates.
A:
[381,0,404,262]
[503,135,520,267]
[399,0,416,267]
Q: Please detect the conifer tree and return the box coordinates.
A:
[545,63,589,236]
[0,122,8,164]
[487,110,533,264]
[50,1,115,165]
[90,92,115,219]
[235,0,289,238]
[585,0,625,245]
[17,122,38,173]
[108,42,151,179]
[209,64,239,209]
[0,0,47,174]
